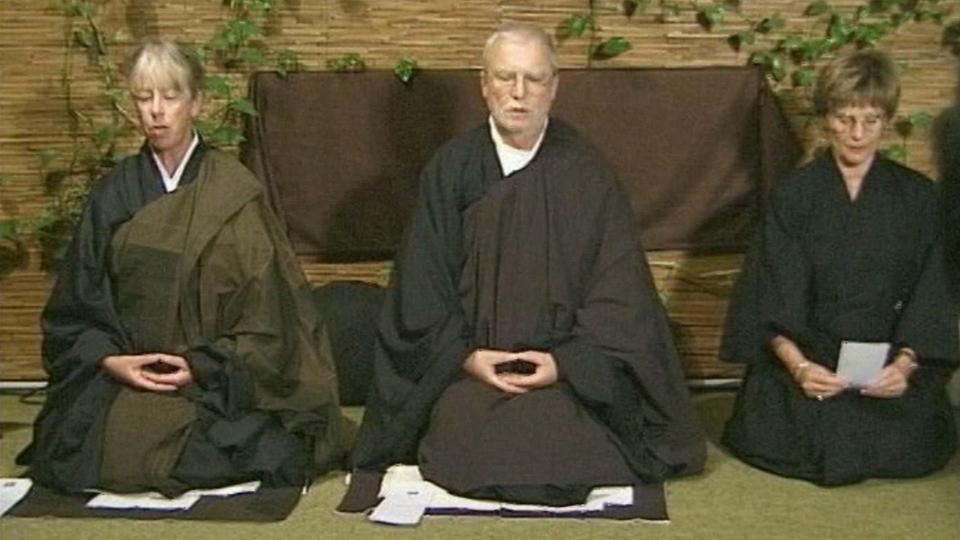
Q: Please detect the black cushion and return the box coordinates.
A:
[312,281,385,406]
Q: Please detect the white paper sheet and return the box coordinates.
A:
[183,480,261,498]
[371,465,634,526]
[85,480,261,511]
[836,341,891,388]
[0,478,32,517]
[86,491,201,511]
[369,487,432,525]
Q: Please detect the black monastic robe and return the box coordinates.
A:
[938,107,960,302]
[19,143,342,494]
[345,119,705,507]
[721,153,958,485]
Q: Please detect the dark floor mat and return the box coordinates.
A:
[7,484,301,521]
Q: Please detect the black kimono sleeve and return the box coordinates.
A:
[19,170,138,488]
[893,183,958,367]
[721,172,820,364]
[350,145,477,469]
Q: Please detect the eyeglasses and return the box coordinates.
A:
[829,113,885,133]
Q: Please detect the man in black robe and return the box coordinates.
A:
[340,23,705,511]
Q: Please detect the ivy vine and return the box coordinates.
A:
[0,0,302,272]
[689,0,954,161]
[558,1,634,67]
[394,57,420,84]
[558,0,958,163]
[326,52,367,72]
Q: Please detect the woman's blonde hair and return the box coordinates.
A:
[813,49,900,118]
[128,38,204,98]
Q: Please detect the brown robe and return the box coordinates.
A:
[345,119,705,508]
[20,146,341,494]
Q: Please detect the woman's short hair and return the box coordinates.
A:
[128,39,204,98]
[813,49,900,118]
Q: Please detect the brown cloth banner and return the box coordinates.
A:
[241,68,800,260]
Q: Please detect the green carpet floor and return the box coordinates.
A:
[1,391,957,540]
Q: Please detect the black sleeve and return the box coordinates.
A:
[721,173,815,364]
[351,148,476,469]
[40,174,133,380]
[894,185,959,366]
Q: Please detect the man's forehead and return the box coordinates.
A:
[485,38,553,71]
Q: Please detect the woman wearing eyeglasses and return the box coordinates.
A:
[720,49,957,485]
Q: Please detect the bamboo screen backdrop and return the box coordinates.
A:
[0,1,956,380]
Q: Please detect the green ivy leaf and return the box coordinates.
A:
[207,31,231,52]
[866,0,895,15]
[104,149,128,167]
[194,118,212,136]
[780,35,803,52]
[239,47,267,67]
[326,53,367,72]
[0,220,20,239]
[906,111,933,129]
[881,144,907,163]
[250,0,275,13]
[729,30,756,51]
[791,66,818,87]
[104,87,128,107]
[756,14,786,33]
[795,37,833,62]
[805,0,831,16]
[593,36,633,59]
[750,51,786,81]
[275,49,301,77]
[558,14,595,40]
[228,18,263,43]
[73,28,95,49]
[94,124,121,149]
[229,98,258,117]
[38,149,60,169]
[64,0,96,17]
[623,0,649,17]
[854,22,891,47]
[698,6,726,31]
[205,75,235,97]
[32,211,60,233]
[394,57,419,84]
[191,45,209,67]
[827,14,854,43]
[205,126,246,147]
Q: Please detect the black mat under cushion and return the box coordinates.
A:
[336,470,668,521]
[8,485,301,521]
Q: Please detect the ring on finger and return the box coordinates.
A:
[816,394,824,401]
